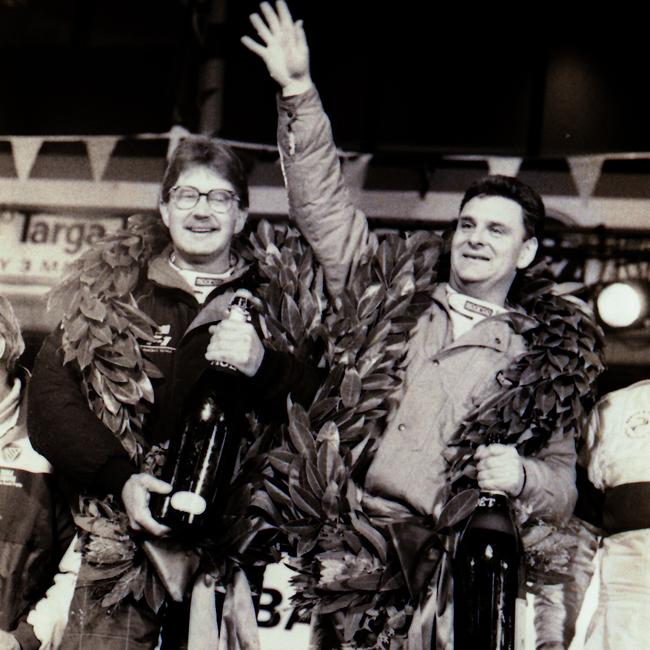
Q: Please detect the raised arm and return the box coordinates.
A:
[242,1,373,296]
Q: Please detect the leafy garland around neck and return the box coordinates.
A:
[50,214,171,462]
[53,214,605,642]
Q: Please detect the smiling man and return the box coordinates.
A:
[362,174,564,519]
[27,137,322,649]
[452,185,539,306]
[244,3,582,647]
[244,0,576,525]
[160,167,247,274]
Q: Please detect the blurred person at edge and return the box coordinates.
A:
[27,137,323,648]
[0,296,79,650]
[536,380,650,650]
[242,2,592,648]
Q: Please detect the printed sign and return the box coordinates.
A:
[258,562,310,649]
[0,211,126,286]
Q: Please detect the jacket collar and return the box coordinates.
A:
[430,283,538,353]
[147,245,256,338]
[147,244,252,298]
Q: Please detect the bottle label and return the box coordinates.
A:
[170,491,207,515]
[478,494,497,508]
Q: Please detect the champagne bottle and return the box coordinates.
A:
[452,490,522,650]
[151,289,253,536]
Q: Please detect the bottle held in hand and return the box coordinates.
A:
[452,490,522,650]
[151,289,254,536]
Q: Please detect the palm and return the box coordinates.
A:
[266,33,309,86]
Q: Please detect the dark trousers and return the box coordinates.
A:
[60,584,190,650]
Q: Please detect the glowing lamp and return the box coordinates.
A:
[595,281,650,329]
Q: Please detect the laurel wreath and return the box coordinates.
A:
[52,214,605,641]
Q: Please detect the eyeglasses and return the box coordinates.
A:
[170,186,240,212]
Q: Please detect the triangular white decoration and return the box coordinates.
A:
[86,137,118,182]
[487,157,522,177]
[167,125,192,160]
[11,137,42,181]
[568,156,605,202]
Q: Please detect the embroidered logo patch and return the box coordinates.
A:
[464,300,494,318]
[152,324,173,347]
[195,277,221,287]
[141,324,174,353]
[625,410,650,438]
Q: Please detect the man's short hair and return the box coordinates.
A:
[0,296,25,375]
[459,174,545,240]
[160,137,249,210]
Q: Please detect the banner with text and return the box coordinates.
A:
[0,212,126,286]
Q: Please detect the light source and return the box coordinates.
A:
[594,280,650,329]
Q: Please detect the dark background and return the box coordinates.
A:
[0,0,647,157]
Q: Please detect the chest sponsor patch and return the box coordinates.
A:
[147,324,173,347]
[141,323,175,354]
[625,410,650,438]
[0,467,23,488]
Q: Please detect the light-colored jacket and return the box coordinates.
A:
[277,86,577,524]
[536,381,650,650]
[582,378,650,490]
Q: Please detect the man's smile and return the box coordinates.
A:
[185,224,220,233]
[463,251,491,261]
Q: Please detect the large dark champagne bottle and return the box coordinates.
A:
[151,289,253,536]
[452,490,522,650]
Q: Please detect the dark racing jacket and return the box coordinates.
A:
[27,244,322,500]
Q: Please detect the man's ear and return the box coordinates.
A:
[517,236,538,270]
[0,338,5,363]
[159,202,171,229]
[234,208,248,235]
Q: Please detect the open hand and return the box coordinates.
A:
[241,1,312,96]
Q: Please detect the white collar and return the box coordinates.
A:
[445,285,507,339]
[446,284,506,319]
[0,377,21,441]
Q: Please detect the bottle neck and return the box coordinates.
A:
[466,491,518,537]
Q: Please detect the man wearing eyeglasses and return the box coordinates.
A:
[27,138,322,648]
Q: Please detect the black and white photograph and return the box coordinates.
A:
[0,2,648,648]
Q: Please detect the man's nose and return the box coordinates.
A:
[192,195,213,216]
[468,227,485,246]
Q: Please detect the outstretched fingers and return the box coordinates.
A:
[259,2,281,32]
[275,0,294,28]
[249,11,274,44]
[294,19,307,49]
[240,34,267,57]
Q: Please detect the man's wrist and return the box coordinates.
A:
[513,465,528,498]
[281,77,314,97]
